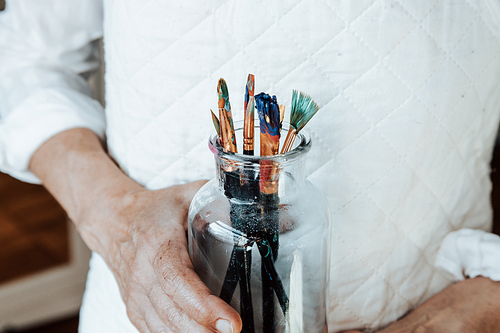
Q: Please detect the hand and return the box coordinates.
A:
[343,276,500,333]
[29,129,242,333]
[104,181,242,333]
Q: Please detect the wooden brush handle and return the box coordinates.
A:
[280,127,297,154]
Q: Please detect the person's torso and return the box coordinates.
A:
[101,0,500,331]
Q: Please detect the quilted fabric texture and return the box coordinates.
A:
[80,0,500,332]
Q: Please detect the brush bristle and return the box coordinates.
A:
[290,90,320,132]
[255,93,281,137]
[210,109,221,136]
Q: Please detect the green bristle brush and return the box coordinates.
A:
[280,90,320,154]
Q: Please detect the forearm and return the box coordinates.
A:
[29,127,241,333]
[28,127,142,256]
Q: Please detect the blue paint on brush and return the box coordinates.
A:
[255,93,281,138]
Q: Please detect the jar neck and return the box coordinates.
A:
[209,125,311,201]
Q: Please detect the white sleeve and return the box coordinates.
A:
[0,0,106,183]
[435,228,500,281]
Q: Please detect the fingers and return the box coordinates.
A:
[147,284,209,333]
[127,284,209,333]
[125,296,154,333]
[120,181,238,333]
[155,252,242,332]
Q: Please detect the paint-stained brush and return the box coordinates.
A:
[256,93,282,158]
[217,78,255,331]
[244,74,256,155]
[280,90,320,154]
[218,78,238,153]
[255,92,289,328]
[256,93,282,196]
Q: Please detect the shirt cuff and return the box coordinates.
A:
[0,87,106,183]
[435,228,500,282]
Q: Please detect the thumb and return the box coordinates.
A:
[180,179,209,203]
[156,249,242,332]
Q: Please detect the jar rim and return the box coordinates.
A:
[208,120,311,164]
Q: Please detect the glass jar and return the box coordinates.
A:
[188,123,331,333]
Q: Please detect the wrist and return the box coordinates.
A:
[29,128,143,254]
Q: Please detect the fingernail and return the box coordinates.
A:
[216,319,233,333]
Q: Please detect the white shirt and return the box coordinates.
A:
[2,1,500,332]
[0,0,105,183]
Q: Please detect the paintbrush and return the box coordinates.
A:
[244,74,255,155]
[255,94,281,252]
[280,90,320,154]
[256,94,281,195]
[255,93,289,331]
[239,74,258,331]
[256,93,281,158]
[218,78,238,153]
[216,78,256,332]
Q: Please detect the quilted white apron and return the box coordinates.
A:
[79,1,500,332]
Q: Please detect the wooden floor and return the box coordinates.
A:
[0,173,73,332]
[0,174,69,285]
[3,317,79,333]
[2,145,500,332]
